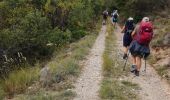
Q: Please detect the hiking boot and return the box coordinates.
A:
[130,65,136,73]
[135,70,140,76]
[123,54,128,59]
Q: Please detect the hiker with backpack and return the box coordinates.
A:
[129,17,154,76]
[102,9,109,25]
[112,10,119,27]
[121,17,135,59]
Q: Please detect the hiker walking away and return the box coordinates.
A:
[112,10,119,27]
[102,9,108,25]
[121,17,135,59]
[129,17,154,76]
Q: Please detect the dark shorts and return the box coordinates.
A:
[103,16,107,20]
[129,40,150,58]
[112,18,118,23]
[123,33,132,47]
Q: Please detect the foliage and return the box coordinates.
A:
[9,32,97,100]
[0,0,105,76]
[104,0,170,22]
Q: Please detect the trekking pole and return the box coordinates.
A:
[144,58,146,72]
[143,54,146,72]
[123,52,129,71]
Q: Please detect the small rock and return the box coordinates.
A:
[40,65,51,87]
[67,89,72,91]
[28,86,33,90]
[119,78,123,81]
[132,89,135,91]
[144,93,149,96]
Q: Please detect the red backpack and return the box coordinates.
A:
[136,21,153,45]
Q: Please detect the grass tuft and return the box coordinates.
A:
[102,53,113,74]
[1,66,40,97]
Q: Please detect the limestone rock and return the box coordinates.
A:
[40,65,51,87]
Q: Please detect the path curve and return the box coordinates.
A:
[115,25,170,100]
[73,25,106,100]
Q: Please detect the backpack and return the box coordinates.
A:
[113,13,118,19]
[136,21,153,45]
[125,21,134,34]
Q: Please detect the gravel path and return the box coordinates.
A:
[73,25,106,100]
[115,26,170,100]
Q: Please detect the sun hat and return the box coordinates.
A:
[128,17,134,21]
[142,17,149,22]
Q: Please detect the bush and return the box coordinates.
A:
[0,0,104,71]
[48,28,72,47]
[71,30,88,42]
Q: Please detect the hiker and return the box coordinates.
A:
[111,10,119,27]
[102,9,108,25]
[121,17,135,59]
[129,17,154,76]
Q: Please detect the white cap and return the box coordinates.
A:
[142,17,149,22]
[128,17,133,21]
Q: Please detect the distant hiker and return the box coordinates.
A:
[129,17,154,76]
[121,17,135,59]
[111,10,119,27]
[102,9,109,25]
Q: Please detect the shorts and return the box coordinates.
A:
[103,16,107,20]
[129,40,150,58]
[112,18,118,23]
[123,33,132,47]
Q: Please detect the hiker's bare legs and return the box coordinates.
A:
[114,22,117,28]
[136,57,142,71]
[112,22,115,26]
[123,46,129,59]
[131,55,136,65]
[103,20,105,25]
[123,46,128,54]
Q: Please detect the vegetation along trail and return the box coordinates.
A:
[115,26,170,100]
[73,25,106,100]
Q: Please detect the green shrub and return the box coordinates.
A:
[48,28,72,47]
[0,0,104,74]
[71,30,88,42]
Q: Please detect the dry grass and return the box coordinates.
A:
[151,18,170,47]
[0,64,40,98]
[14,89,76,100]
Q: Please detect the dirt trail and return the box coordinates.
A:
[73,26,106,100]
[115,26,170,100]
